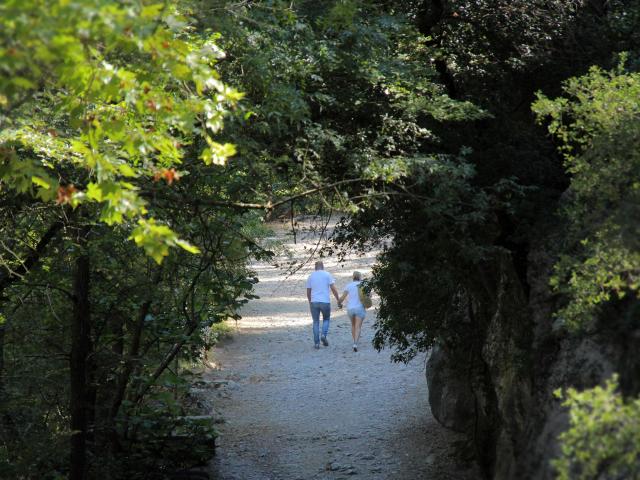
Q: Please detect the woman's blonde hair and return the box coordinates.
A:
[353,271,362,281]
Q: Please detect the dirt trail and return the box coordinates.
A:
[205,222,478,480]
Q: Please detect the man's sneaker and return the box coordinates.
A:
[314,343,320,350]
[321,336,329,347]
[353,344,358,352]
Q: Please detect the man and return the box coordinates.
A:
[306,261,342,349]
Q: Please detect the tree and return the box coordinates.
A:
[0,1,250,477]
[332,0,640,361]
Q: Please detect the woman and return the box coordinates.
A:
[338,271,366,352]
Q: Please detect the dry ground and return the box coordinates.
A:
[204,221,480,480]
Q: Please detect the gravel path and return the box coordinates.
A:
[205,222,479,480]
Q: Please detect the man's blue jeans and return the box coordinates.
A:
[310,302,331,345]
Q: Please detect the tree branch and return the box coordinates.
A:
[132,323,199,406]
[188,178,366,211]
[109,266,164,420]
[21,283,74,300]
[0,220,64,297]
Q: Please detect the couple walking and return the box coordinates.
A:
[305,261,367,352]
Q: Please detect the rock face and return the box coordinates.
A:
[425,219,640,479]
[426,346,475,434]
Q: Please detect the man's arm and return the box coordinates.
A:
[307,287,312,303]
[330,284,342,307]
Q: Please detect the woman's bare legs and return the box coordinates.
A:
[351,314,364,351]
[350,314,358,343]
[354,316,363,343]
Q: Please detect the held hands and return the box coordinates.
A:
[334,292,344,309]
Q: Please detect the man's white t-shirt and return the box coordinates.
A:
[306,270,335,303]
[343,281,364,309]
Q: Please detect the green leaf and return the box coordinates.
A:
[118,163,137,178]
[86,182,103,201]
[141,4,165,18]
[175,239,201,254]
[31,176,52,189]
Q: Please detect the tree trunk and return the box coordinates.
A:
[0,322,6,437]
[0,323,4,396]
[70,252,91,480]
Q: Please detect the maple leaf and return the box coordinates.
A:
[153,168,180,185]
[162,168,180,184]
[56,185,76,205]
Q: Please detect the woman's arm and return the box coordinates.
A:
[338,290,348,305]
